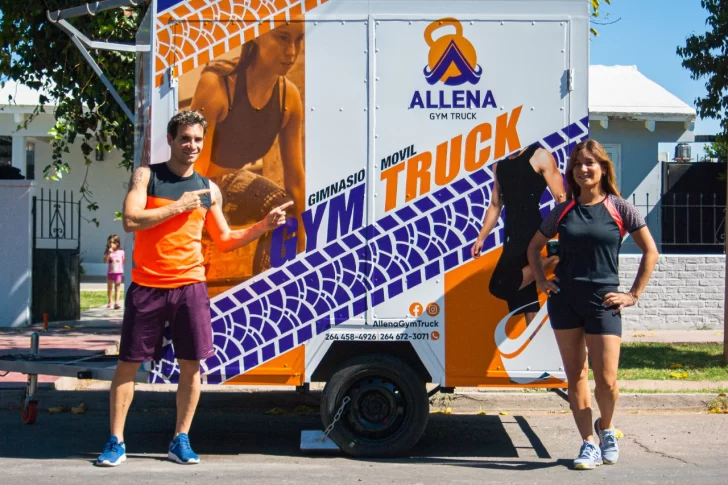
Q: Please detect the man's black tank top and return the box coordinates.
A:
[147,162,212,210]
[496,144,547,245]
[211,70,287,169]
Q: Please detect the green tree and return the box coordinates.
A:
[0,1,148,224]
[677,0,728,138]
[704,140,728,162]
[590,0,614,37]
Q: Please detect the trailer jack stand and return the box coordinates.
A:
[21,333,40,425]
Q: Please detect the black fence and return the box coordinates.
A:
[629,192,725,255]
[661,192,725,254]
[658,161,726,254]
[32,188,81,322]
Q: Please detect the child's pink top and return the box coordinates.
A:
[107,249,125,275]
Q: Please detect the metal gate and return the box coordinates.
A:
[661,162,726,254]
[31,188,81,323]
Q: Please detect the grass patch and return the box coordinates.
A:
[587,343,728,381]
[706,394,728,413]
[80,291,124,312]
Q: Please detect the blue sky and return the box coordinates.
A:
[590,0,721,159]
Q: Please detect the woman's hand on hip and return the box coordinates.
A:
[603,292,637,313]
[536,276,560,295]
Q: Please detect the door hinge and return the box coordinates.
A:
[567,69,575,92]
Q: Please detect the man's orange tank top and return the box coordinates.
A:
[132,163,212,288]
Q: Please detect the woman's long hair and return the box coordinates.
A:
[565,139,621,200]
[201,40,258,77]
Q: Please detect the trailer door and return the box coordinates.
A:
[370,16,586,386]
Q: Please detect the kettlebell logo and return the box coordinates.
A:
[423,18,482,86]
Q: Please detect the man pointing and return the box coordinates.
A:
[96,110,292,466]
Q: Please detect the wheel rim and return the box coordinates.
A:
[343,376,412,442]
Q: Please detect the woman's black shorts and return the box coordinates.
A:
[547,282,622,337]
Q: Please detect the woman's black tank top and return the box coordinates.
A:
[496,144,547,245]
[210,70,286,169]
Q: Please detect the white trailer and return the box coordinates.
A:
[4,0,589,457]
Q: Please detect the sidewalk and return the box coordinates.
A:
[0,306,122,389]
[622,329,724,344]
[80,275,125,293]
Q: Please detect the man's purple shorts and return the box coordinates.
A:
[119,282,214,362]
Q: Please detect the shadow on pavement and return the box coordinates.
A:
[0,394,559,468]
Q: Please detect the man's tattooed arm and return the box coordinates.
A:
[128,167,146,193]
[122,166,184,232]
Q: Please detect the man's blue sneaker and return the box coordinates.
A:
[95,436,126,467]
[573,440,602,470]
[168,433,200,464]
[595,418,620,464]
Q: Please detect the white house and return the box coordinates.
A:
[0,80,128,277]
[588,65,697,252]
[0,65,697,273]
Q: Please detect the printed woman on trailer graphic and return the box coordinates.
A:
[427,18,567,325]
[188,19,306,289]
[471,142,566,325]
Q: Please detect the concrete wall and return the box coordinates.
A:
[1,112,129,276]
[590,119,693,254]
[619,254,725,330]
[0,180,33,327]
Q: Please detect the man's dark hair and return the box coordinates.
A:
[167,110,208,138]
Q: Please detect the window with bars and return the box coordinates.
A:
[26,141,35,180]
[0,136,11,167]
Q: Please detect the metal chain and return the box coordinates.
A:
[317,396,351,442]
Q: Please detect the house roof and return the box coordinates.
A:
[589,65,696,121]
[0,79,56,110]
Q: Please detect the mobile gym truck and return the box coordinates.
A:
[2,0,589,457]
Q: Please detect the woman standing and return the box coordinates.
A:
[527,139,658,470]
[471,143,565,324]
[190,21,305,280]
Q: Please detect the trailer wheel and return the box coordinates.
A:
[21,400,38,425]
[320,354,429,457]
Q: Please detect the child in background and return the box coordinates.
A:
[104,235,125,309]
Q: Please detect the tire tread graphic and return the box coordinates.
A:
[149,121,588,383]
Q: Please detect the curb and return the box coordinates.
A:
[429,391,711,413]
[43,378,728,393]
[0,387,714,414]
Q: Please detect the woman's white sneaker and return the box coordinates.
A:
[594,418,620,464]
[573,440,602,470]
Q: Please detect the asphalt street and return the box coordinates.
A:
[1,406,726,484]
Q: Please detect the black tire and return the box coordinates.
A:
[320,354,429,457]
